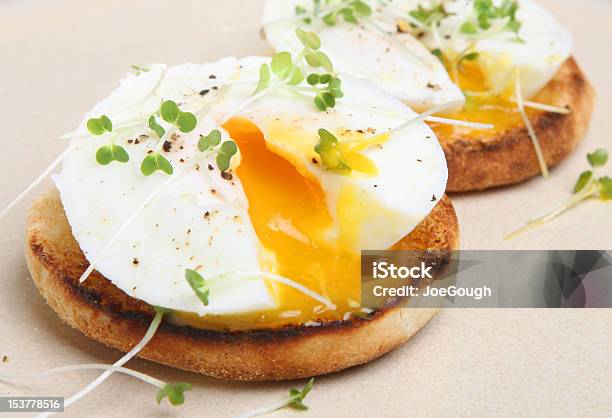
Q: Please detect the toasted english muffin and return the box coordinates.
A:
[440,58,595,192]
[25,189,459,381]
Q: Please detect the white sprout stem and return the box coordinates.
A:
[38,311,164,418]
[515,72,549,178]
[505,182,599,240]
[0,149,69,220]
[382,100,466,138]
[205,271,335,310]
[79,174,178,283]
[218,85,280,125]
[0,364,165,389]
[510,99,571,115]
[425,116,493,130]
[235,395,299,418]
[279,87,492,130]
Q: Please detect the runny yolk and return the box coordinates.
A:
[431,60,541,140]
[175,118,363,331]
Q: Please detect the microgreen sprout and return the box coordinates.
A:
[460,0,522,41]
[141,153,173,176]
[236,378,315,418]
[0,364,191,408]
[160,100,197,133]
[148,115,165,139]
[130,65,151,75]
[185,269,210,306]
[140,100,198,176]
[198,129,238,172]
[39,307,170,417]
[321,0,372,25]
[506,149,611,240]
[252,28,343,112]
[409,3,449,27]
[87,115,113,136]
[87,115,130,166]
[96,143,130,165]
[156,382,193,406]
[315,128,351,174]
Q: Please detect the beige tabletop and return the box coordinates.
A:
[0,0,611,417]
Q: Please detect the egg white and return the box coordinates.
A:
[262,0,465,112]
[398,0,573,98]
[55,57,448,316]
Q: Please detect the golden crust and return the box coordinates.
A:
[443,57,595,192]
[25,189,459,381]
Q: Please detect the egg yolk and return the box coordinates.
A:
[175,118,365,331]
[431,60,541,140]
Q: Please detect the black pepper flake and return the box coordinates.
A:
[210,189,217,194]
[221,171,233,181]
[204,211,210,218]
[417,158,423,162]
[431,194,437,202]
[208,164,214,171]
[134,138,140,145]
[312,158,319,164]
[162,141,172,152]
[147,150,154,154]
[132,258,140,265]
[2,355,8,363]
[180,158,185,163]
[127,139,134,144]
[199,89,210,96]
[212,86,219,90]
[209,74,217,79]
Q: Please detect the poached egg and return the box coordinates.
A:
[54,57,448,328]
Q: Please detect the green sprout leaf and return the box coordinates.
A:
[254,64,271,95]
[410,4,448,26]
[460,21,478,34]
[153,306,174,315]
[160,100,180,124]
[287,67,305,86]
[141,152,173,176]
[87,115,113,136]
[96,144,129,165]
[148,116,165,139]
[131,65,150,75]
[198,129,222,152]
[156,383,193,406]
[217,141,238,172]
[288,378,315,411]
[305,51,334,72]
[271,52,294,79]
[315,129,351,173]
[160,100,197,133]
[600,176,612,199]
[461,0,522,39]
[176,112,197,133]
[296,28,321,50]
[352,0,372,17]
[574,170,593,194]
[185,269,210,306]
[461,52,480,63]
[587,148,609,168]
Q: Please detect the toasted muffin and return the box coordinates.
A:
[25,189,459,381]
[439,58,595,192]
